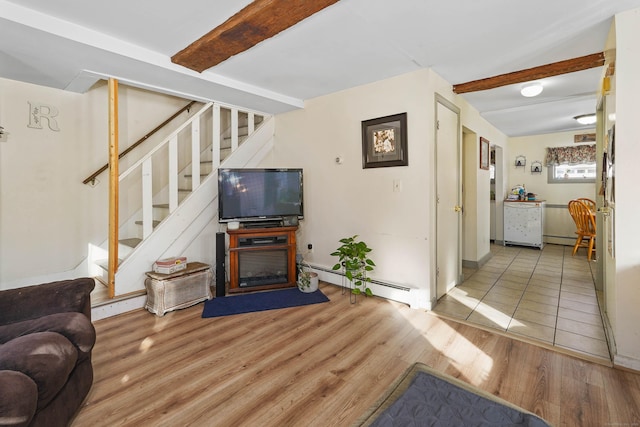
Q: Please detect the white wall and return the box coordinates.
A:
[0,77,192,289]
[611,7,640,368]
[508,131,597,245]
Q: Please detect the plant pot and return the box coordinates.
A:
[298,272,319,293]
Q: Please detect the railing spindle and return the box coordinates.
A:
[191,119,201,190]
[231,108,239,151]
[142,158,153,238]
[169,135,178,213]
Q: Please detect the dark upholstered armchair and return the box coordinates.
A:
[0,278,96,427]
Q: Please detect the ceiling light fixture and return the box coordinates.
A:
[574,114,597,125]
[520,82,543,97]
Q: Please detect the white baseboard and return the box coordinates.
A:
[614,353,640,373]
[92,295,147,321]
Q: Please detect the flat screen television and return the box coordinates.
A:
[218,168,303,223]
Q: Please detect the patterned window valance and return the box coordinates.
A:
[545,144,596,166]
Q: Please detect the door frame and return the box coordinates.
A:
[433,94,462,306]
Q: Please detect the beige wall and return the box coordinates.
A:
[508,130,597,245]
[267,68,507,305]
[461,102,509,263]
[611,7,640,369]
[0,78,189,288]
[266,69,437,298]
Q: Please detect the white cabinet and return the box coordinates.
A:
[504,201,545,248]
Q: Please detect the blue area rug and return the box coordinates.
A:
[201,287,329,318]
[355,363,551,426]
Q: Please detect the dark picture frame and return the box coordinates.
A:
[480,137,490,170]
[362,113,408,168]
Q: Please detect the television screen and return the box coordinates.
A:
[218,168,303,222]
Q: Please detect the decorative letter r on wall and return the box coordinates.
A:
[28,101,60,131]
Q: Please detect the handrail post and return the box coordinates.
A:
[108,78,119,299]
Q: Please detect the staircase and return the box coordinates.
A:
[91,102,274,297]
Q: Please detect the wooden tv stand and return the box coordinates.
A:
[227,226,298,293]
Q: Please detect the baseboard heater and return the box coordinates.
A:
[304,263,429,310]
[306,263,411,291]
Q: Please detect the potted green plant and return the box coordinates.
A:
[297,261,319,293]
[331,235,375,300]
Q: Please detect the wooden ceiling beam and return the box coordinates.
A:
[172,0,340,72]
[452,52,605,94]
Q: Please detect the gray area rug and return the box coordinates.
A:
[354,363,551,427]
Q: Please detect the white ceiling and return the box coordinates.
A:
[2,0,640,136]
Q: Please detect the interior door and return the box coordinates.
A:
[435,96,462,300]
[596,89,616,333]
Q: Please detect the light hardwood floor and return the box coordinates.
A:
[74,283,640,426]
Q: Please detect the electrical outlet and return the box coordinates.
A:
[307,243,313,252]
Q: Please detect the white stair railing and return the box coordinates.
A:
[115,101,268,259]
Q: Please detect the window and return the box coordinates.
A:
[545,144,596,184]
[548,162,596,183]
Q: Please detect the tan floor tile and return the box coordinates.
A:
[507,319,555,343]
[433,298,474,320]
[461,280,494,292]
[494,278,528,291]
[560,290,597,305]
[479,265,507,274]
[554,330,610,359]
[502,268,532,278]
[467,310,509,331]
[482,291,520,307]
[535,258,563,267]
[507,264,536,274]
[470,271,501,283]
[521,291,559,306]
[517,299,558,316]
[562,269,593,282]
[451,286,487,299]
[556,317,607,341]
[528,278,561,290]
[475,300,518,317]
[561,278,595,289]
[447,288,483,307]
[558,297,599,314]
[531,271,562,282]
[524,284,560,298]
[557,307,603,327]
[462,267,477,278]
[501,272,531,283]
[488,286,524,298]
[513,307,557,328]
[560,284,596,297]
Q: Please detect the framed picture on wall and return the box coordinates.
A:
[480,137,490,170]
[361,113,408,168]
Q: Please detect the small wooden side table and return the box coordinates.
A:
[144,262,212,316]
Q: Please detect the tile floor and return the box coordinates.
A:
[432,243,610,362]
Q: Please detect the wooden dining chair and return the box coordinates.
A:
[577,197,596,212]
[568,200,596,261]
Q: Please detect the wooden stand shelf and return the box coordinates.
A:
[227,226,298,293]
